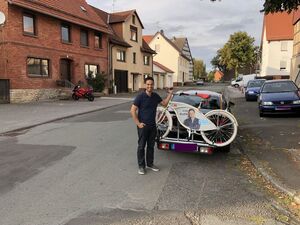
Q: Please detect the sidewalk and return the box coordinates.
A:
[228,86,300,205]
[0,96,133,134]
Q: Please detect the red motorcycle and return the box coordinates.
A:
[72,85,95,102]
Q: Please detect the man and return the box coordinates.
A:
[130,77,173,175]
[183,108,200,130]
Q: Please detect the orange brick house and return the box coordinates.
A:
[0,0,111,103]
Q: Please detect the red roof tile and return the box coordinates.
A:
[143,35,154,44]
[9,0,109,33]
[264,12,293,41]
[153,61,174,73]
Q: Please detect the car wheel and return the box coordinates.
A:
[259,111,264,117]
[218,145,230,153]
[245,96,249,101]
[234,84,239,88]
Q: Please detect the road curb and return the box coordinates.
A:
[0,101,131,136]
[237,138,300,205]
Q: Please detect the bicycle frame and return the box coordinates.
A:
[156,94,238,147]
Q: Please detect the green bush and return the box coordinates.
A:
[86,73,105,92]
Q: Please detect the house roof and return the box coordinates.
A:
[171,37,186,51]
[141,39,156,54]
[264,11,293,41]
[9,0,110,33]
[109,10,144,29]
[172,37,193,64]
[143,35,154,44]
[153,61,174,73]
[91,6,131,48]
[151,31,190,61]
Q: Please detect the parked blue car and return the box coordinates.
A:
[258,80,300,117]
[245,79,266,101]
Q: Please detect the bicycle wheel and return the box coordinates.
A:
[201,110,238,147]
[156,107,172,138]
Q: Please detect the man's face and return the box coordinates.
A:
[145,79,154,92]
[189,110,195,118]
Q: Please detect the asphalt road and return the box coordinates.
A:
[231,95,300,191]
[0,84,292,225]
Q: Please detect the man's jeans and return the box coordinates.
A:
[137,125,157,168]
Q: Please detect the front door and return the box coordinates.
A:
[60,59,71,81]
[0,79,10,104]
[114,70,128,93]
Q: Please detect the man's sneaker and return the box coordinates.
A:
[147,165,160,172]
[138,167,146,175]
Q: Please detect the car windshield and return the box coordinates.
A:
[262,82,298,93]
[172,94,221,109]
[248,80,265,88]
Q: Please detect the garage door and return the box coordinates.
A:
[153,75,158,89]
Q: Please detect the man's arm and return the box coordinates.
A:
[160,89,173,107]
[130,104,145,128]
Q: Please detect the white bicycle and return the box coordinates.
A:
[156,96,238,147]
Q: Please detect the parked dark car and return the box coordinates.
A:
[245,79,266,101]
[258,80,300,117]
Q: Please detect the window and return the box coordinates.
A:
[130,26,137,42]
[27,57,49,77]
[144,55,150,65]
[95,32,102,49]
[281,41,288,51]
[133,52,136,64]
[280,60,287,71]
[61,24,71,43]
[132,15,136,24]
[80,29,89,46]
[23,14,36,35]
[85,64,99,78]
[117,50,126,62]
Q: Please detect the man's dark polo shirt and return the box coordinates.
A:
[133,91,162,126]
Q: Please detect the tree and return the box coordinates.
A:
[211,50,226,73]
[210,0,300,14]
[193,58,207,80]
[207,71,215,82]
[262,0,299,14]
[217,31,258,78]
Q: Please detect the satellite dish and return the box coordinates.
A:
[0,11,6,25]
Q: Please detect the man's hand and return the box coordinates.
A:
[138,122,146,128]
[167,87,173,94]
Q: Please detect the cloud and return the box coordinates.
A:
[87,0,264,70]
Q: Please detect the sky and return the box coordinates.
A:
[87,0,264,70]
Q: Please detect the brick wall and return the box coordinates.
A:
[2,4,109,102]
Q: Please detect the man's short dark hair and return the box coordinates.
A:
[144,76,154,83]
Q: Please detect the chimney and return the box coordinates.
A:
[160,29,164,35]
